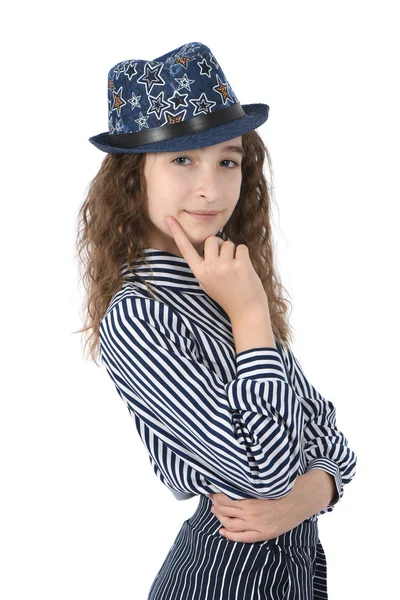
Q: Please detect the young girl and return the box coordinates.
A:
[77,41,357,599]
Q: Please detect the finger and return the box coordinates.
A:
[165,216,203,271]
[219,240,236,259]
[213,505,243,518]
[216,516,249,532]
[203,235,224,260]
[219,529,262,543]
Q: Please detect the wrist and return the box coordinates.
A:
[292,470,337,519]
[230,306,276,352]
[230,303,270,325]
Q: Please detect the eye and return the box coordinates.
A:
[173,157,191,166]
[221,159,240,168]
[172,157,240,167]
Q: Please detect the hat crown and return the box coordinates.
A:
[107,41,239,135]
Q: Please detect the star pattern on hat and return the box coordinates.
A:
[168,90,189,110]
[127,91,142,110]
[124,61,138,80]
[137,62,165,95]
[108,115,123,134]
[209,52,219,70]
[174,72,196,91]
[180,42,202,55]
[213,74,234,104]
[165,42,202,66]
[189,92,216,115]
[174,56,195,69]
[103,42,245,137]
[114,62,128,80]
[147,91,171,119]
[111,86,127,117]
[163,109,187,125]
[197,58,212,78]
[135,111,150,130]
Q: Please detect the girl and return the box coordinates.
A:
[77,41,357,599]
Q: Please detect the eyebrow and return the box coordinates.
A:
[167,144,244,158]
[219,145,244,156]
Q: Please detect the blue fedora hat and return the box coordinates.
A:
[89,41,270,154]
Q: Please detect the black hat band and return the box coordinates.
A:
[107,103,246,148]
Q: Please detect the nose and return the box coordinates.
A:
[196,163,220,199]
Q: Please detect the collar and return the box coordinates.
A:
[120,248,205,294]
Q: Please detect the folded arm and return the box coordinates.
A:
[278,343,357,516]
[100,296,305,500]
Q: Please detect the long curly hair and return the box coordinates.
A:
[74,130,296,365]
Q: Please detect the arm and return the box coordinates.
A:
[293,469,338,521]
[100,295,305,500]
[279,343,357,516]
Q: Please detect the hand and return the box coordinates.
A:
[165,216,269,318]
[207,480,311,543]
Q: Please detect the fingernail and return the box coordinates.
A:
[165,217,174,226]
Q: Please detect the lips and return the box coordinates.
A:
[185,211,219,220]
[187,211,220,215]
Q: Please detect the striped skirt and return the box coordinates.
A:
[148,494,328,599]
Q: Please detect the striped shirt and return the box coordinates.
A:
[99,248,357,519]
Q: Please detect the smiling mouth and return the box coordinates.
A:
[186,211,220,215]
[185,211,220,220]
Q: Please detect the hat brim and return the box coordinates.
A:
[88,103,269,154]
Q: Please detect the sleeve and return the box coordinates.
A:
[279,344,358,516]
[99,296,305,500]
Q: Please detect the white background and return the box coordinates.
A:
[1,1,399,598]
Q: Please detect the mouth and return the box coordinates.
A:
[185,211,220,220]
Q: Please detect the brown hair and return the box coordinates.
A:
[74,130,295,365]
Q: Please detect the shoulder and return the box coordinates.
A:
[101,279,162,332]
[101,292,194,346]
[275,340,296,380]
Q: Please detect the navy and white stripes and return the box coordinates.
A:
[146,495,329,600]
[99,249,357,517]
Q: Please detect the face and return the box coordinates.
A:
[143,136,243,257]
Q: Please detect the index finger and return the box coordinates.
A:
[165,216,203,271]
